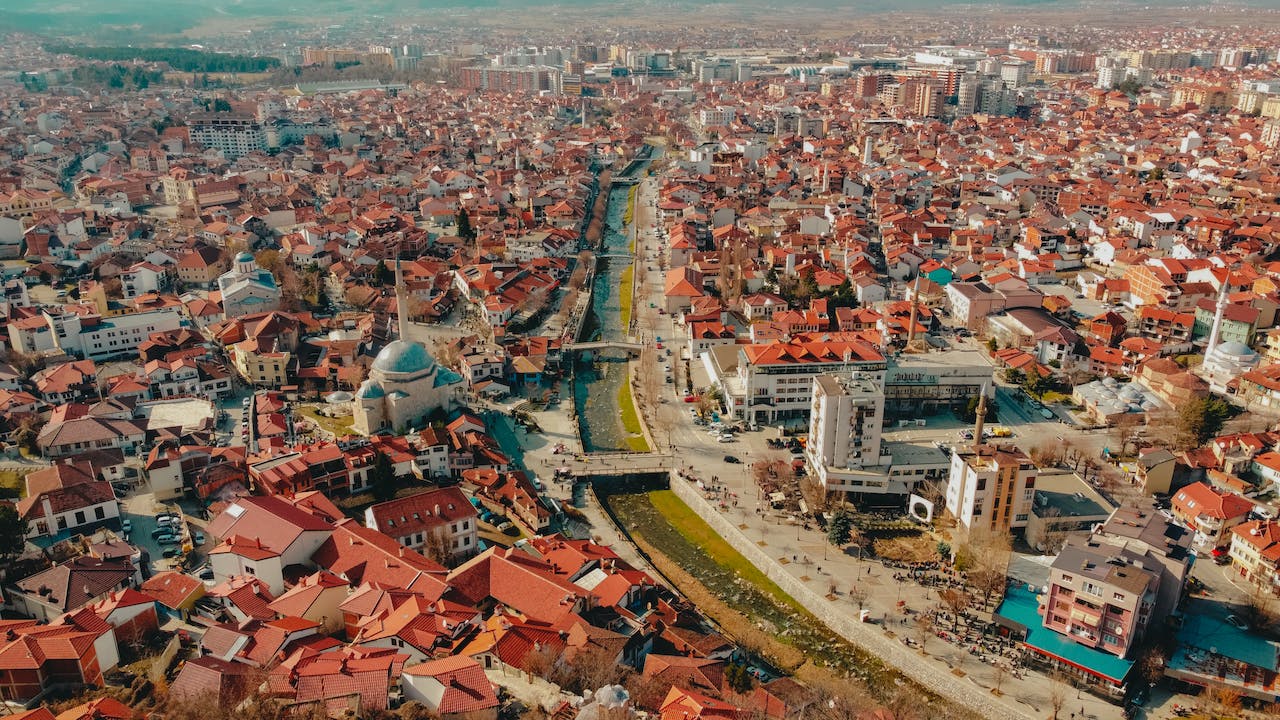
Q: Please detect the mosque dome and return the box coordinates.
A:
[356,379,384,399]
[235,251,254,264]
[371,340,435,375]
[1213,341,1256,358]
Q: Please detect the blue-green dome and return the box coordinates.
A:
[235,251,254,263]
[356,379,384,399]
[371,340,435,375]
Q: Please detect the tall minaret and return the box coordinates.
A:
[972,384,988,448]
[1206,278,1229,357]
[394,257,409,342]
[905,275,921,349]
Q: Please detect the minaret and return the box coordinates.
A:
[1206,279,1229,357]
[862,136,875,165]
[972,384,988,448]
[905,275,921,350]
[394,257,409,342]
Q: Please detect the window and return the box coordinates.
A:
[1103,634,1120,646]
[74,511,86,525]
[94,506,105,520]
[1082,581,1104,597]
[244,565,255,575]
[1113,592,1125,601]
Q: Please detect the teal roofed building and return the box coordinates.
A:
[353,340,464,435]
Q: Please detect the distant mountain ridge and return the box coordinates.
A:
[0,0,1239,38]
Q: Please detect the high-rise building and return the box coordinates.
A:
[188,114,267,160]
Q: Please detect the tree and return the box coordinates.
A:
[958,394,998,423]
[913,613,934,653]
[724,663,754,694]
[847,583,869,612]
[0,505,28,557]
[1048,671,1069,720]
[965,528,1013,608]
[939,588,972,632]
[456,208,476,243]
[370,452,397,502]
[827,507,853,547]
[1178,397,1233,448]
[986,337,998,354]
[420,528,453,567]
[1002,368,1025,385]
[14,416,41,455]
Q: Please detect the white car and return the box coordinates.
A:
[717,435,735,443]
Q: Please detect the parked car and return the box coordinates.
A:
[192,531,206,545]
[151,527,173,539]
[120,518,132,533]
[153,533,177,545]
[723,455,741,464]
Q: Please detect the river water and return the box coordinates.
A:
[573,152,653,452]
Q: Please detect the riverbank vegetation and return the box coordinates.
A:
[600,487,976,720]
[617,383,649,452]
[618,265,634,328]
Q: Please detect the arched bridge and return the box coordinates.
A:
[564,340,645,357]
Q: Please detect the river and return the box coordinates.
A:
[572,148,655,453]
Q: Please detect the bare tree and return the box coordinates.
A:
[965,528,1013,608]
[939,588,972,632]
[913,612,934,653]
[1048,671,1069,720]
[991,661,1007,696]
[847,583,869,613]
[1037,508,1071,555]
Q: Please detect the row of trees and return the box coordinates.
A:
[48,45,281,73]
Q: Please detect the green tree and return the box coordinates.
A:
[374,261,394,286]
[456,208,476,242]
[212,99,233,112]
[1002,368,1025,385]
[1178,397,1233,448]
[724,663,754,694]
[827,507,853,547]
[370,452,397,502]
[959,395,999,423]
[0,505,27,557]
[986,337,999,353]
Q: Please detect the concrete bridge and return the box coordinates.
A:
[564,340,645,357]
[568,452,673,477]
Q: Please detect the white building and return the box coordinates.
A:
[353,261,465,435]
[188,114,268,159]
[945,443,1038,533]
[28,306,186,361]
[217,252,281,320]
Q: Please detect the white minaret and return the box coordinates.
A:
[395,257,409,342]
[1205,278,1229,356]
[862,136,875,165]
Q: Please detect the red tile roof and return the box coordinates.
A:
[402,655,500,715]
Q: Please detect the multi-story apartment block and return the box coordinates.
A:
[945,443,1037,533]
[188,114,268,159]
[1039,507,1192,662]
[807,373,892,490]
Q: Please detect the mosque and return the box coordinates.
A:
[1198,281,1260,394]
[352,261,464,435]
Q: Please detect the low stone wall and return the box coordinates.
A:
[667,475,1030,720]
